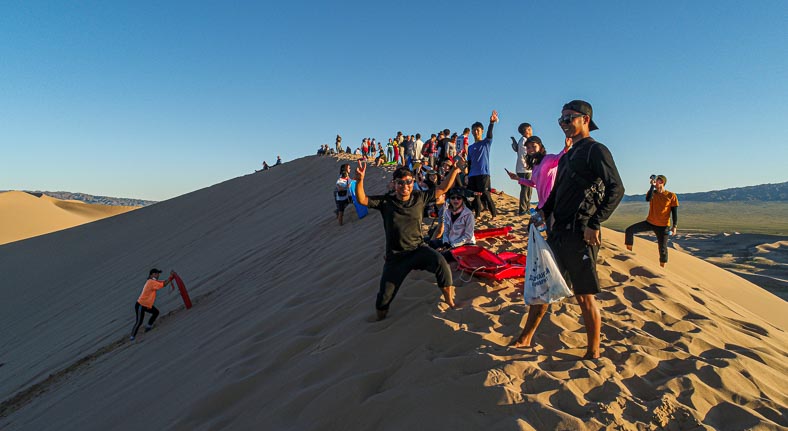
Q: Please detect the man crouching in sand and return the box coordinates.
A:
[354,159,460,320]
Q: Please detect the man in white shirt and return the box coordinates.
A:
[414,133,424,163]
[511,122,533,215]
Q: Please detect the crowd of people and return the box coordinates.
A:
[327,100,636,361]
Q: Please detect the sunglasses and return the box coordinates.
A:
[394,179,414,186]
[449,196,463,201]
[558,113,585,125]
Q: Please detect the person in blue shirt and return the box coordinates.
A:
[467,110,499,219]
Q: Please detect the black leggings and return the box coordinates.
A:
[377,246,452,310]
[625,220,670,263]
[130,302,160,337]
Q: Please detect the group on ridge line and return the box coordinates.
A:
[325,98,680,361]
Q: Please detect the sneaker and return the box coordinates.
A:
[129,336,135,341]
[144,324,153,332]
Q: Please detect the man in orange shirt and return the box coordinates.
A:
[625,175,679,267]
[130,268,175,341]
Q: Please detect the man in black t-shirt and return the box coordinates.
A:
[355,160,461,320]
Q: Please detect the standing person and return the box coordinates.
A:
[392,139,400,166]
[130,269,175,341]
[414,133,424,163]
[437,129,451,163]
[506,136,573,213]
[624,175,678,267]
[335,164,353,225]
[423,134,437,168]
[336,135,343,153]
[447,133,458,159]
[512,100,624,360]
[354,160,461,320]
[467,110,499,219]
[386,138,394,161]
[459,128,471,157]
[511,123,534,215]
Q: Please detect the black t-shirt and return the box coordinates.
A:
[367,189,436,257]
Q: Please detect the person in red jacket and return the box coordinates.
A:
[130,268,175,341]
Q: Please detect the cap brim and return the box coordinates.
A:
[589,120,599,131]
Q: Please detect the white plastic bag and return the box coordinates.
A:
[524,224,573,304]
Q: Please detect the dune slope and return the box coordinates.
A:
[1,155,786,431]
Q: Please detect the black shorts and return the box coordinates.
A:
[547,228,600,295]
[335,199,350,213]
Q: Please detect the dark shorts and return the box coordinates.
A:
[377,246,452,310]
[335,199,350,213]
[547,228,600,295]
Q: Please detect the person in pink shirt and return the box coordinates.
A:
[507,136,573,210]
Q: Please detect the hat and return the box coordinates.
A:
[562,100,599,131]
[448,188,464,198]
[656,175,667,184]
[525,136,542,146]
[149,268,163,276]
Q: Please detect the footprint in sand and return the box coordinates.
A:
[630,266,660,279]
[610,271,629,283]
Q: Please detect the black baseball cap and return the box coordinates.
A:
[562,100,599,131]
[149,268,163,276]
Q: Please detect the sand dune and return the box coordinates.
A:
[1,155,786,430]
[0,191,138,245]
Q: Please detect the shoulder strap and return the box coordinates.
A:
[565,139,600,189]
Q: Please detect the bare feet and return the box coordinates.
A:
[441,286,456,309]
[376,309,388,321]
[626,245,632,251]
[582,351,600,360]
[510,338,534,349]
[660,262,666,268]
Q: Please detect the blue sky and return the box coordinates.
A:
[2,1,786,201]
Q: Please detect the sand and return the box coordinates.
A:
[0,155,786,430]
[0,191,138,245]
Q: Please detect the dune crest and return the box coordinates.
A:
[0,156,786,430]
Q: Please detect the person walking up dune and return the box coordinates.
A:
[130,268,175,341]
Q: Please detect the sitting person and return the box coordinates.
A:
[334,164,352,226]
[374,149,387,166]
[429,188,476,261]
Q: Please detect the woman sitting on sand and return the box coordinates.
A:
[428,188,476,261]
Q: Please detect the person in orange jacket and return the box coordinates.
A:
[130,268,175,341]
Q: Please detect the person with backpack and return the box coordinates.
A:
[511,100,624,360]
[335,164,352,225]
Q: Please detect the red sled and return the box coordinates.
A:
[474,226,513,239]
[171,272,193,309]
[451,245,526,281]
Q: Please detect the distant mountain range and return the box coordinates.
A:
[1,190,157,207]
[622,181,788,202]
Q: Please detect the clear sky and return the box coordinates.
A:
[2,1,786,201]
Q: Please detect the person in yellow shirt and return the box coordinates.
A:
[625,175,679,267]
[130,268,175,341]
